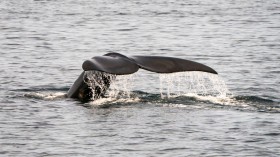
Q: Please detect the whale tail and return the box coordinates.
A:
[82,52,217,75]
[68,53,218,101]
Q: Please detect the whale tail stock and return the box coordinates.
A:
[67,53,218,101]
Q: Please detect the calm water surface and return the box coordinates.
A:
[0,0,279,156]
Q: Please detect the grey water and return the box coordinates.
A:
[0,0,280,156]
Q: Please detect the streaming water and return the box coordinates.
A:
[84,71,116,100]
[107,74,135,99]
[84,71,232,103]
[159,72,231,98]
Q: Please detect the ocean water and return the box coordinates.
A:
[0,0,279,156]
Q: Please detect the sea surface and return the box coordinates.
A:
[0,0,280,156]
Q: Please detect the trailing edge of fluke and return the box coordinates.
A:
[82,52,218,75]
[67,53,218,101]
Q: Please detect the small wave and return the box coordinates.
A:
[234,96,274,103]
[163,94,279,113]
[115,28,137,31]
[15,86,69,92]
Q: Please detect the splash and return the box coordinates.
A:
[84,71,135,100]
[107,74,136,98]
[84,71,139,106]
[84,71,116,100]
[159,72,233,103]
[84,70,233,105]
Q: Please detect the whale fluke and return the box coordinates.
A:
[82,55,139,75]
[130,56,217,74]
[82,52,217,75]
[68,53,218,101]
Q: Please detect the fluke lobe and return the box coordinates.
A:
[67,53,218,101]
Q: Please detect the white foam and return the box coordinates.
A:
[88,97,140,106]
[24,92,67,100]
[184,93,235,106]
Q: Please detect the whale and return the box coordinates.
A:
[67,53,218,101]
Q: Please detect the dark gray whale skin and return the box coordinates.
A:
[67,53,218,101]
